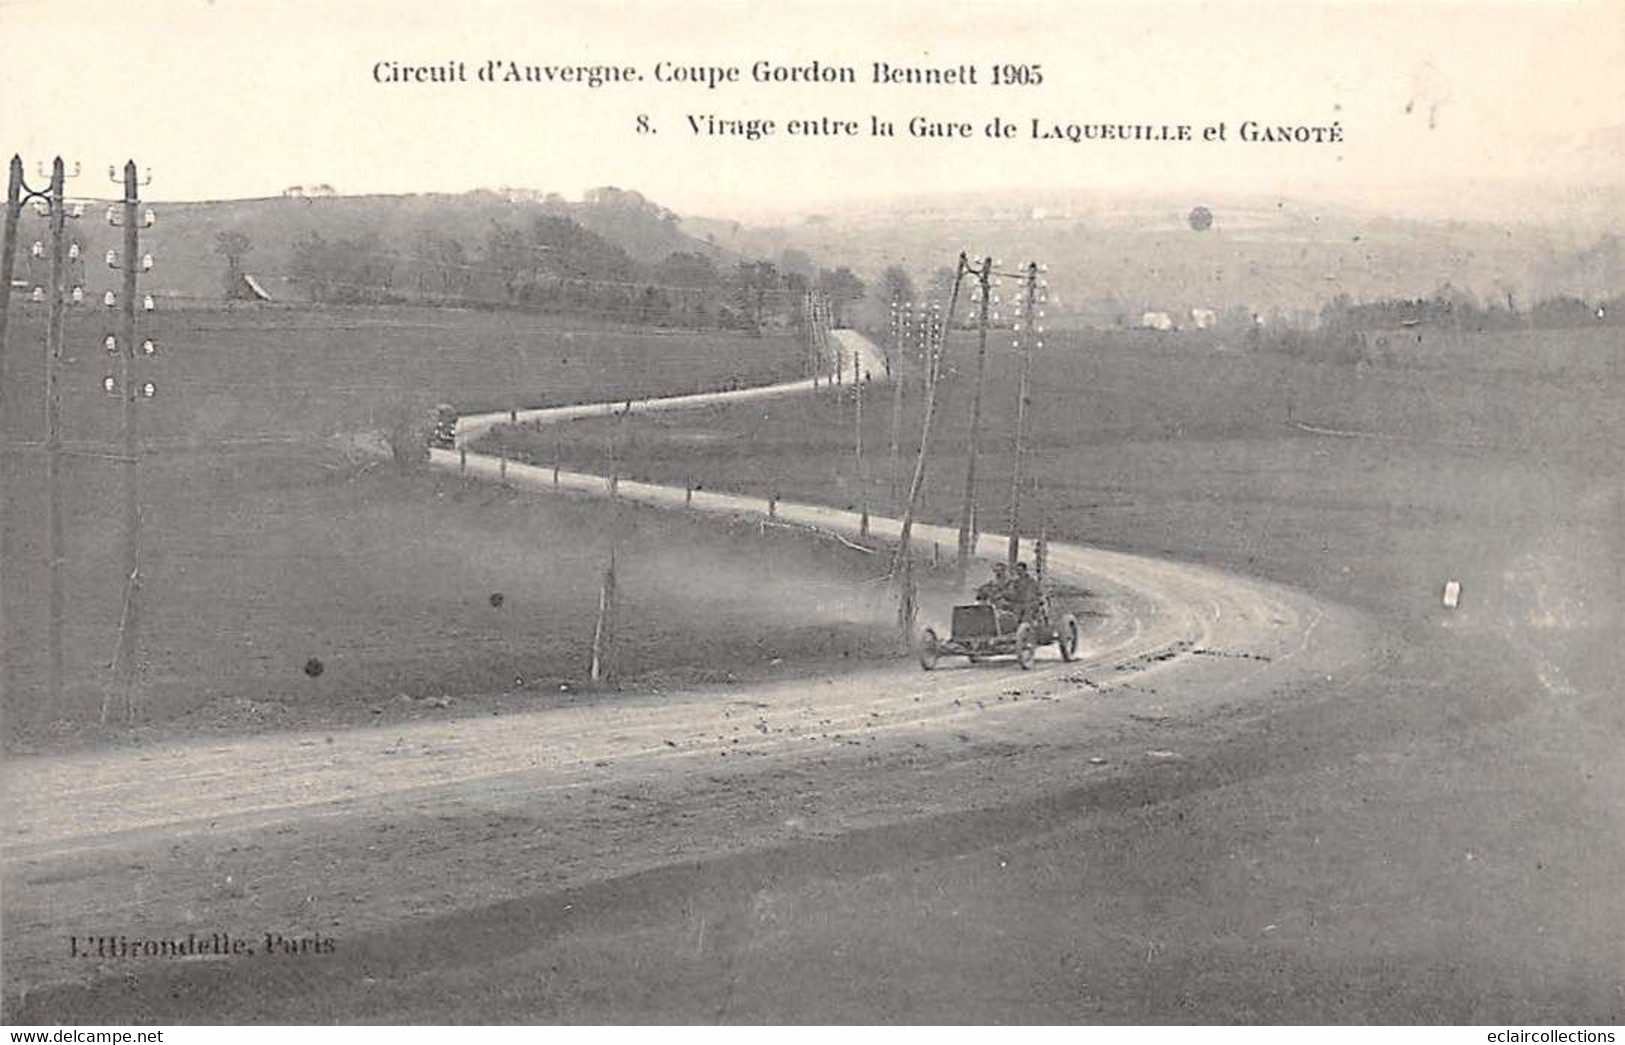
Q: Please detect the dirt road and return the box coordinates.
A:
[1,499,1344,862]
[3,548,1366,1020]
[452,329,889,445]
[8,329,1524,1023]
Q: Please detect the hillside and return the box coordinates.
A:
[686,188,1625,322]
[11,182,1619,320]
[7,188,735,305]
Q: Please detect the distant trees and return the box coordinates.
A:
[289,231,396,304]
[483,223,532,300]
[817,266,866,326]
[288,232,330,300]
[1314,282,1620,337]
[214,230,253,301]
[654,251,719,290]
[532,214,639,280]
[407,228,470,298]
[279,195,855,332]
[576,185,685,260]
[735,261,780,333]
[880,265,916,307]
[1239,282,1625,365]
[777,248,817,282]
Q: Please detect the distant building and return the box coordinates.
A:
[1190,308,1217,330]
[1140,311,1175,331]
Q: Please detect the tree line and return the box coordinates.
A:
[273,209,867,334]
[1319,285,1623,335]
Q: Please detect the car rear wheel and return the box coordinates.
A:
[1057,614,1081,661]
[918,627,941,671]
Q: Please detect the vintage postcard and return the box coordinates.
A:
[1,0,1621,1028]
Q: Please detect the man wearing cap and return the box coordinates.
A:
[1010,562,1042,623]
[975,561,1010,605]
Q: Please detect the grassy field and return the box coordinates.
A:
[482,324,1625,713]
[0,304,802,447]
[0,305,811,746]
[1,453,924,748]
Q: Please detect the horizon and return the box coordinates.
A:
[17,177,1623,237]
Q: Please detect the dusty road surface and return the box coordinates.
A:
[453,329,889,445]
[6,330,1619,1023]
[3,532,1363,1020]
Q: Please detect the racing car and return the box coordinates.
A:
[917,585,1081,671]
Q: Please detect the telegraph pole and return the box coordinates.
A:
[590,408,624,682]
[805,290,818,385]
[0,157,22,413]
[852,348,862,469]
[0,157,19,724]
[1006,261,1042,564]
[3,157,80,725]
[43,158,69,715]
[891,253,966,578]
[112,161,143,719]
[852,346,865,528]
[886,300,908,510]
[954,255,995,588]
[827,294,843,385]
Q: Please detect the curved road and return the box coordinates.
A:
[451,330,891,445]
[2,329,1370,1021]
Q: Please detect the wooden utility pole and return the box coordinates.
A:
[828,296,843,385]
[590,411,624,682]
[807,291,821,389]
[0,157,20,721]
[852,348,864,475]
[0,157,21,416]
[43,158,68,715]
[589,547,616,683]
[886,301,908,510]
[954,256,994,588]
[111,161,142,720]
[891,257,964,579]
[1007,261,1041,565]
[809,294,820,378]
[895,552,916,646]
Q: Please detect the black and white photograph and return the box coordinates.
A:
[1,0,1622,1028]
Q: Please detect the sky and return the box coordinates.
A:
[1,0,1621,220]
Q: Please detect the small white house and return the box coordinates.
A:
[1190,308,1217,330]
[1140,311,1175,331]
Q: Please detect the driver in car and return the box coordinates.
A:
[975,561,1010,605]
[976,562,1023,633]
[1010,562,1042,623]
